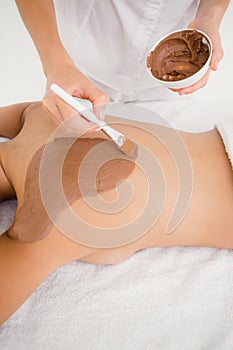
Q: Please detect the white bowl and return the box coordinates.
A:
[146,28,212,89]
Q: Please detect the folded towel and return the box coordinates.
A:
[216,118,233,168]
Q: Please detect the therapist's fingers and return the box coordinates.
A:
[43,93,98,135]
[56,97,99,135]
[188,20,224,72]
[81,86,109,121]
[209,33,224,71]
[170,69,210,95]
[43,61,109,134]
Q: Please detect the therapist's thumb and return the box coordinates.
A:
[87,87,109,121]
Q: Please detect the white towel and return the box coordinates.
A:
[0,138,17,234]
[0,199,17,235]
[216,118,233,168]
[1,246,233,349]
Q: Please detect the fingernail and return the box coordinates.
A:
[99,109,105,120]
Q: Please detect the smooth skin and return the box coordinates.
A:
[0,102,232,326]
[15,0,229,130]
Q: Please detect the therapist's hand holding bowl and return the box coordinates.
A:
[175,10,225,95]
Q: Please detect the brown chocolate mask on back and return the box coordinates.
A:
[10,137,135,242]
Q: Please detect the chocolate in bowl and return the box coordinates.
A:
[147,29,211,83]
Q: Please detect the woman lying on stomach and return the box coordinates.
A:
[0,101,232,325]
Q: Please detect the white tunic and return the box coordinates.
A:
[54,0,199,102]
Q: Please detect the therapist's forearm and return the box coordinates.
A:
[15,0,73,75]
[194,0,230,28]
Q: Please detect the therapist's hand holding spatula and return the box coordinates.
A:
[43,59,109,134]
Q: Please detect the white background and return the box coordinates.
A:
[0,0,232,129]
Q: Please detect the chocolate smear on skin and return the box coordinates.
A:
[147,30,210,81]
[10,138,135,242]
